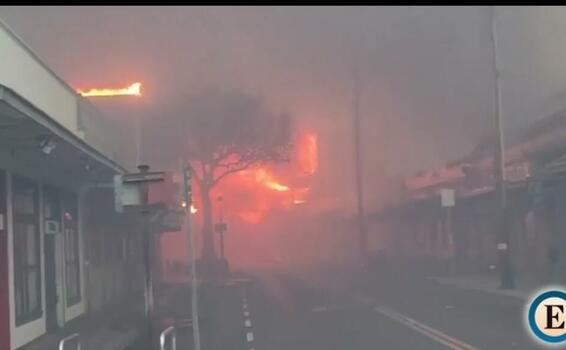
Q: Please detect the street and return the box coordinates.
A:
[213,265,541,350]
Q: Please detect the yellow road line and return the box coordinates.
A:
[374,306,479,350]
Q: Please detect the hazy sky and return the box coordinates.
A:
[2,6,566,212]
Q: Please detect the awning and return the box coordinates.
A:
[0,85,127,186]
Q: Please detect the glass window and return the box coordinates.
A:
[12,175,41,325]
[62,192,81,306]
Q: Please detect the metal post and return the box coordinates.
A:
[219,231,225,260]
[352,61,368,262]
[58,333,81,350]
[135,97,143,167]
[159,326,177,350]
[182,163,202,350]
[489,6,515,289]
[446,206,455,276]
[138,164,155,346]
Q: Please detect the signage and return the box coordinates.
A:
[114,175,142,213]
[122,171,165,183]
[440,189,455,207]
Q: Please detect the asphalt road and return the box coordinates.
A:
[155,265,547,350]
[230,266,543,350]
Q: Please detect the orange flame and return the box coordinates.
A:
[298,132,318,175]
[253,168,290,192]
[208,131,319,224]
[78,82,142,97]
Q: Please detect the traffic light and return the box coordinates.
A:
[181,162,193,211]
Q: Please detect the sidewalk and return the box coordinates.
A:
[426,273,534,301]
[21,295,143,350]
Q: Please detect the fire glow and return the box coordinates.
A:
[253,168,290,192]
[191,130,320,225]
[297,132,318,175]
[77,82,142,97]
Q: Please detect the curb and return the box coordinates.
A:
[426,276,527,302]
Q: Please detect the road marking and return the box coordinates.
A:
[374,306,478,350]
[245,319,252,327]
[243,303,248,310]
[312,305,328,312]
[246,332,254,342]
[244,310,250,317]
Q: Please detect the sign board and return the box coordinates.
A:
[122,171,165,183]
[114,175,142,213]
[440,189,455,207]
[114,171,166,213]
[44,220,60,235]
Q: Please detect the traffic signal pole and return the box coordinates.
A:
[182,162,202,350]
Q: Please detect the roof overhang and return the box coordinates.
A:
[0,84,127,175]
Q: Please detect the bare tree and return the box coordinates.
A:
[179,88,293,259]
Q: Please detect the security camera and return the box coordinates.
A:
[38,136,56,155]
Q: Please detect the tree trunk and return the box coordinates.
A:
[201,185,216,259]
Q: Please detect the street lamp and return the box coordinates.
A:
[489,6,515,289]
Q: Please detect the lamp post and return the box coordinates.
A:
[489,6,515,289]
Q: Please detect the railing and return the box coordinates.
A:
[58,333,81,350]
[160,326,177,350]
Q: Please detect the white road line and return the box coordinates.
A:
[374,306,478,350]
[243,303,248,310]
[244,310,250,317]
[246,332,254,342]
[245,319,252,327]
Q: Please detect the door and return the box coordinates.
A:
[0,171,8,349]
[43,186,62,331]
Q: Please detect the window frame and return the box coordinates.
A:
[12,174,42,326]
[62,192,81,307]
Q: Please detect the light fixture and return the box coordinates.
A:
[38,136,56,155]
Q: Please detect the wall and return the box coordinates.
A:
[0,21,135,172]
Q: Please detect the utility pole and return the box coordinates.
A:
[182,162,202,350]
[489,6,515,289]
[352,61,368,262]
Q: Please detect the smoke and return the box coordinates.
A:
[5,6,566,267]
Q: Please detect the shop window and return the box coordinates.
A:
[12,175,41,325]
[62,192,81,306]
